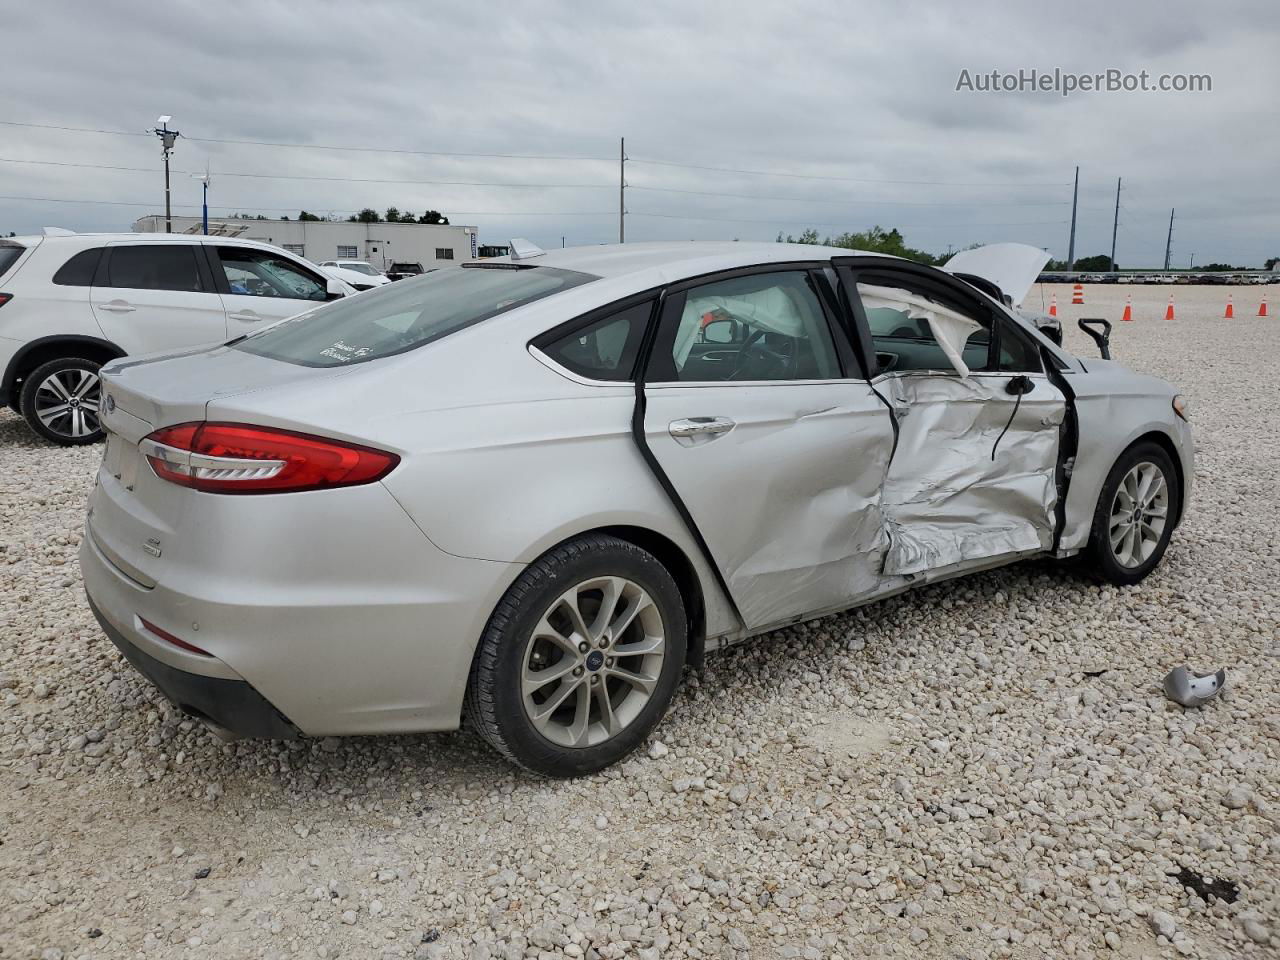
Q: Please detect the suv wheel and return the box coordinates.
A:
[19,357,105,445]
[1083,441,1180,585]
[466,534,687,777]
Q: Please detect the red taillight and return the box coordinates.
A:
[0,293,12,308]
[142,422,399,494]
[140,617,212,657]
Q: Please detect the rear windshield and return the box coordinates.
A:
[233,264,596,367]
[0,244,26,280]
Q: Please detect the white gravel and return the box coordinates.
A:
[2,285,1278,960]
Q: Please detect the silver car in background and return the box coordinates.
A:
[81,241,1193,776]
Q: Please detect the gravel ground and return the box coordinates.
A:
[2,285,1278,960]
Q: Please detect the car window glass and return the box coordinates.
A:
[0,245,23,280]
[218,247,326,301]
[234,264,596,368]
[656,271,840,383]
[106,245,203,292]
[541,301,651,381]
[52,247,104,286]
[857,282,990,374]
[996,318,1042,372]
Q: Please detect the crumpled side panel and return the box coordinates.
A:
[880,375,1064,576]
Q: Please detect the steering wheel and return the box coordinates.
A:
[729,328,797,380]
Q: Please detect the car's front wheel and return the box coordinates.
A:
[1083,440,1180,585]
[19,356,105,445]
[466,534,687,777]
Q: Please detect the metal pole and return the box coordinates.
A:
[1066,165,1079,272]
[201,181,208,235]
[1109,176,1120,272]
[164,146,172,233]
[1164,208,1175,271]
[619,137,625,244]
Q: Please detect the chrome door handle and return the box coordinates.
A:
[97,302,135,313]
[669,416,735,439]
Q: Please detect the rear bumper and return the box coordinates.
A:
[88,595,299,738]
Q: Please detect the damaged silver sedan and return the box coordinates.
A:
[81,241,1193,776]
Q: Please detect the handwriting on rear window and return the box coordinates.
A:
[319,340,373,363]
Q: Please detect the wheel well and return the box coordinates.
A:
[1128,430,1187,527]
[597,525,707,669]
[4,337,125,399]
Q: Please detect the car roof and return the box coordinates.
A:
[8,232,295,251]
[486,241,877,282]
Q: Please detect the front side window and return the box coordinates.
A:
[651,271,840,383]
[105,245,203,292]
[538,300,652,382]
[234,264,596,368]
[857,281,991,375]
[218,247,326,301]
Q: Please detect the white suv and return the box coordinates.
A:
[0,232,352,445]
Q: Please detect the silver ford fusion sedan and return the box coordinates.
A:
[81,241,1193,776]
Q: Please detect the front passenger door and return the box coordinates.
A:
[208,245,332,337]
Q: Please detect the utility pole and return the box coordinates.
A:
[619,137,626,244]
[191,163,212,235]
[152,115,180,232]
[1109,176,1121,273]
[1163,208,1175,271]
[1066,165,1079,273]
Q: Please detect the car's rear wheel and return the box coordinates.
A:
[466,534,686,777]
[19,356,105,445]
[1083,441,1179,585]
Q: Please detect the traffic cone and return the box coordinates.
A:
[1164,295,1175,321]
[1121,295,1133,322]
[1071,283,1085,305]
[1049,294,1057,317]
[1260,297,1269,318]
[1224,296,1233,319]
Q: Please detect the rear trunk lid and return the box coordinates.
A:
[90,345,359,588]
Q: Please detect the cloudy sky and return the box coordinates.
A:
[3,1,1276,266]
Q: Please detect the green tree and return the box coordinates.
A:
[1264,257,1278,271]
[1073,254,1115,272]
[417,210,449,224]
[298,211,322,222]
[347,208,381,224]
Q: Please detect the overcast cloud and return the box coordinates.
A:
[3,0,1276,265]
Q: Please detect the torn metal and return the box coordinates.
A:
[877,374,1066,576]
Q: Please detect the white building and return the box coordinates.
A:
[133,215,479,271]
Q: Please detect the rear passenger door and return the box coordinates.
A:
[640,266,897,629]
[91,243,227,353]
[207,245,332,336]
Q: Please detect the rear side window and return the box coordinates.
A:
[106,245,203,292]
[0,244,25,280]
[52,247,104,286]
[538,300,652,381]
[234,264,596,367]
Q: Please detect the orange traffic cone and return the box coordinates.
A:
[1260,297,1269,317]
[1224,296,1234,319]
[1121,295,1133,322]
[1164,295,1175,321]
[1071,283,1085,305]
[1049,294,1057,317]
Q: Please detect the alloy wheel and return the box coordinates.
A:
[521,576,666,748]
[1108,460,1169,568]
[33,366,102,440]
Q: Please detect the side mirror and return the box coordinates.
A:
[701,318,737,344]
[1037,320,1064,346]
[325,277,346,301]
[1078,318,1112,359]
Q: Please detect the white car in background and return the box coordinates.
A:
[0,231,353,444]
[318,260,390,291]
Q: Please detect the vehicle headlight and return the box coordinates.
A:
[1172,395,1191,422]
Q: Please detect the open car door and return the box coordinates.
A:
[833,257,1068,578]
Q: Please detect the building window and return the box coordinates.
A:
[336,245,358,259]
[435,248,455,260]
[283,244,305,257]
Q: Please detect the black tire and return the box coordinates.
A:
[465,534,687,778]
[19,356,105,446]
[1082,440,1180,586]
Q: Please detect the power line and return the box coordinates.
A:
[0,193,614,217]
[629,156,1072,187]
[630,184,1068,207]
[630,210,1069,228]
